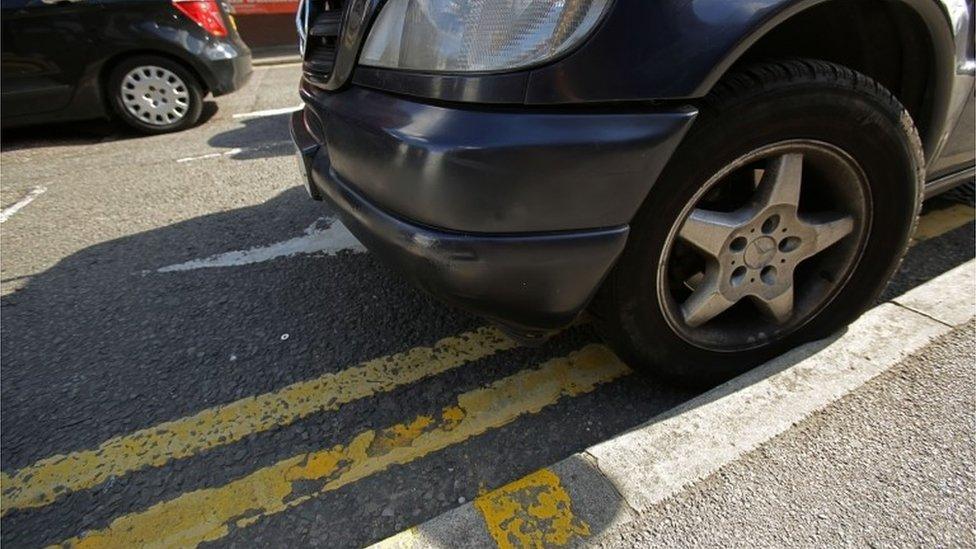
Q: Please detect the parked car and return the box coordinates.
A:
[291,0,976,384]
[1,0,252,134]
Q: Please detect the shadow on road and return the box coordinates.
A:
[0,101,220,152]
[207,111,293,160]
[1,186,650,548]
[0,186,972,547]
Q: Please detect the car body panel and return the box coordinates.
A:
[294,0,975,333]
[292,110,630,334]
[304,84,697,233]
[1,0,105,118]
[344,0,974,176]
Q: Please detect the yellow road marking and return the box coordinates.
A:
[475,468,590,549]
[913,204,974,244]
[56,344,630,548]
[8,203,967,519]
[2,326,515,515]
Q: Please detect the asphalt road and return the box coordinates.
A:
[0,64,973,548]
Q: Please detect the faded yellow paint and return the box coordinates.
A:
[2,326,515,515]
[475,468,590,549]
[912,204,975,244]
[56,344,630,548]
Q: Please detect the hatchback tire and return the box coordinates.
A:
[593,59,925,386]
[108,55,204,134]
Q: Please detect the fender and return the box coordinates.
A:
[523,0,966,161]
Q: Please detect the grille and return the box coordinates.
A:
[303,0,344,82]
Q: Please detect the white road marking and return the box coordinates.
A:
[176,149,243,163]
[587,260,976,512]
[155,217,365,273]
[232,105,302,120]
[0,187,46,223]
[175,141,293,163]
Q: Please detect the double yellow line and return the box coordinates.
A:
[2,203,971,548]
[61,346,629,547]
[1,326,516,514]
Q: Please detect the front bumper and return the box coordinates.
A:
[292,86,696,333]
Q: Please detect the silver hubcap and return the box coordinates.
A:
[659,141,870,351]
[120,66,190,126]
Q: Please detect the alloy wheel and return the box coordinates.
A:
[657,140,871,351]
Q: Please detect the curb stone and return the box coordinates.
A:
[371,259,975,548]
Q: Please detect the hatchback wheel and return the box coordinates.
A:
[108,55,203,134]
[593,60,924,386]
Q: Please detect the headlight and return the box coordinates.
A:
[359,0,609,73]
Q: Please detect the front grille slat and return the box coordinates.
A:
[309,11,341,37]
[302,1,344,82]
[305,45,337,74]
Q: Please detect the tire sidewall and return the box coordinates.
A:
[108,56,204,134]
[605,82,922,384]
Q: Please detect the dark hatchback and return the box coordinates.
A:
[292,0,975,384]
[1,0,252,133]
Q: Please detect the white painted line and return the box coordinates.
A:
[232,105,302,120]
[175,148,243,163]
[0,187,46,223]
[375,258,976,548]
[893,260,976,326]
[581,260,976,516]
[155,216,365,273]
[174,141,293,163]
[586,301,957,512]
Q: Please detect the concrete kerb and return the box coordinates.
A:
[371,259,976,548]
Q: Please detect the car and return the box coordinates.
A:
[1,0,252,134]
[291,0,975,385]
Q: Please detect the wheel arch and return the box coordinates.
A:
[696,0,956,164]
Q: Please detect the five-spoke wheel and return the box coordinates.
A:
[658,142,868,351]
[593,60,923,385]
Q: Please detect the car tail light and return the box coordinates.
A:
[173,0,228,37]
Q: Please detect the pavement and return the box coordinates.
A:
[250,46,301,67]
[0,63,973,548]
[607,319,974,548]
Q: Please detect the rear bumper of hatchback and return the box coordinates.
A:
[292,84,696,335]
[197,39,252,96]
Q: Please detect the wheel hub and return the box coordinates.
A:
[743,236,777,269]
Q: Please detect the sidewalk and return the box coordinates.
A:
[251,45,301,66]
[606,319,974,547]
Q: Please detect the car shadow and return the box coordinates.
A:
[1,100,221,152]
[0,186,972,547]
[1,119,125,152]
[207,111,294,160]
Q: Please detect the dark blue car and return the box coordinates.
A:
[292,0,975,384]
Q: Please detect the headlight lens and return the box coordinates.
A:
[359,0,609,73]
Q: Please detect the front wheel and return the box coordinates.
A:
[107,55,204,135]
[593,60,924,386]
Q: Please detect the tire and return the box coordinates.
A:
[593,60,924,387]
[107,55,204,135]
